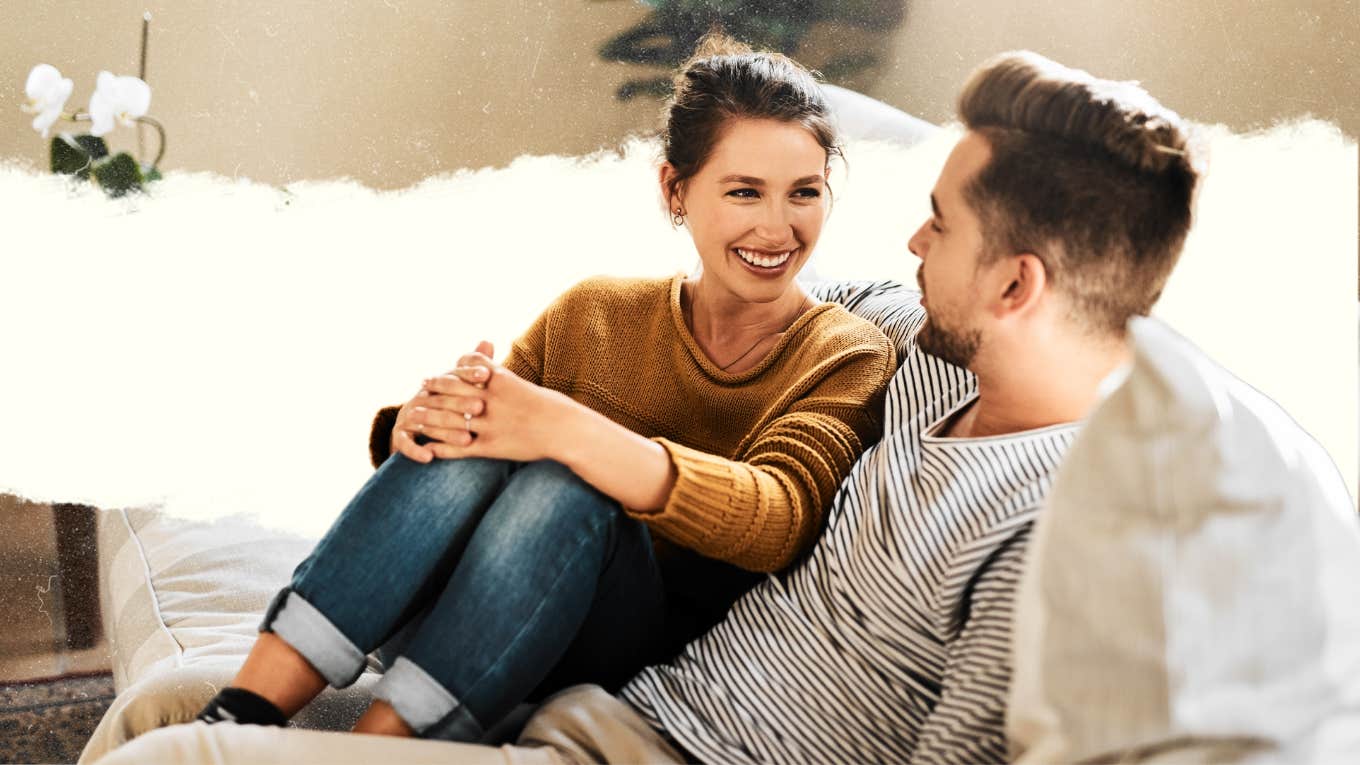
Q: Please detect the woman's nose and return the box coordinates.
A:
[753,203,795,243]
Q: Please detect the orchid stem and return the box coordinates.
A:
[135,115,165,169]
[138,12,151,163]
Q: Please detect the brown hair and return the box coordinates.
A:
[958,51,1202,335]
[661,33,841,207]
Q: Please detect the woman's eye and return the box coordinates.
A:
[793,188,822,199]
[727,188,759,198]
[929,219,943,233]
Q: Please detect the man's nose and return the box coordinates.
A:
[908,220,930,258]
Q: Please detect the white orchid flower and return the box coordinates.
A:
[22,64,74,138]
[88,71,151,137]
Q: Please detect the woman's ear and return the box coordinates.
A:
[823,164,835,218]
[659,162,681,212]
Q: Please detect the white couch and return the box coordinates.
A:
[81,507,379,762]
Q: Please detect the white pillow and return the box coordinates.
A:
[1008,317,1360,763]
[81,508,381,764]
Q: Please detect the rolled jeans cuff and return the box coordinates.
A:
[372,657,483,741]
[259,588,368,689]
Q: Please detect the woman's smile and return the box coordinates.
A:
[733,246,798,276]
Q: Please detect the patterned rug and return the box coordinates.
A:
[0,673,114,765]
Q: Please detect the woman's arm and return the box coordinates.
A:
[412,359,678,512]
[553,400,678,512]
[637,405,878,572]
[419,339,895,572]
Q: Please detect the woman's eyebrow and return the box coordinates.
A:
[717,174,825,186]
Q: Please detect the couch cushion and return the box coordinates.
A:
[820,83,938,146]
[1008,317,1360,763]
[81,508,380,763]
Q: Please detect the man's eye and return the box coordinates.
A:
[727,188,759,198]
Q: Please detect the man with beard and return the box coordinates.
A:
[98,51,1201,765]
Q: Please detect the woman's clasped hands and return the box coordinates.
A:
[391,340,575,465]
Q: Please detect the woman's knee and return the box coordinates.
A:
[494,461,621,540]
[377,455,514,506]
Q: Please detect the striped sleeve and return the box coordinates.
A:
[912,527,1033,765]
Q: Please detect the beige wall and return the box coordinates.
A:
[870,0,1358,136]
[1,1,1355,190]
[1,0,660,186]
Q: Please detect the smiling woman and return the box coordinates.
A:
[666,115,832,370]
[179,33,896,744]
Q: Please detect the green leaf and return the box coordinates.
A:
[820,52,880,81]
[74,134,109,160]
[616,76,674,101]
[50,134,93,179]
[92,153,144,197]
[143,166,162,183]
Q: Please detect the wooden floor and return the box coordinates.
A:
[0,494,110,683]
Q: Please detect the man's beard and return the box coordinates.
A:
[917,313,982,368]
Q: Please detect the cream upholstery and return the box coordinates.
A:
[80,507,381,764]
[1009,319,1360,763]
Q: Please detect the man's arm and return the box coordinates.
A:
[910,527,1032,765]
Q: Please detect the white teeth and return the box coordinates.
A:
[736,248,794,268]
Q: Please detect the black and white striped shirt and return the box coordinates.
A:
[621,282,1079,764]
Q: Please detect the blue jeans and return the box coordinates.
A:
[259,455,668,741]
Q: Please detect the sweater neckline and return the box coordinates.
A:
[668,273,836,382]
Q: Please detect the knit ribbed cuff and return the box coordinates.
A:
[643,438,769,557]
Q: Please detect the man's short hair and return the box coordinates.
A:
[958,51,1202,335]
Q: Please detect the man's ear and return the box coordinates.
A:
[993,253,1047,317]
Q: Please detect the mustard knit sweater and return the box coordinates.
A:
[369,274,895,573]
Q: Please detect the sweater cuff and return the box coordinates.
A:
[368,406,401,468]
[640,438,766,560]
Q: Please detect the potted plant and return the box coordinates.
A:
[19,14,165,196]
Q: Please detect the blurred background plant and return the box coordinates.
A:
[597,0,906,99]
[19,13,164,197]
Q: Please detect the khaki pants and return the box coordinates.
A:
[93,685,688,765]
